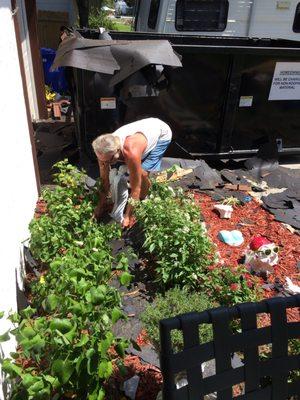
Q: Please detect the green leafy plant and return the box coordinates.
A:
[134,183,215,288]
[88,7,116,30]
[203,265,263,307]
[221,196,241,206]
[141,287,214,352]
[1,160,133,400]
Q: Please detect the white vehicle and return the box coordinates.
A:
[135,0,300,40]
[115,0,133,17]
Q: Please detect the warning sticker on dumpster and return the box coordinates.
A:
[100,97,116,109]
[239,96,253,107]
[269,62,300,100]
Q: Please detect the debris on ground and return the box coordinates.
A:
[218,230,244,246]
[213,204,233,219]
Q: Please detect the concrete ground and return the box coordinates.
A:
[279,155,300,170]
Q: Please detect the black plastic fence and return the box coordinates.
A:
[160,295,300,399]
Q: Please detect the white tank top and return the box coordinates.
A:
[112,118,172,158]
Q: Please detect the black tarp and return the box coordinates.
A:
[52,35,182,86]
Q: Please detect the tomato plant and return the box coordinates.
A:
[134,183,215,289]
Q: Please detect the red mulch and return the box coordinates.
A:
[194,193,300,321]
[122,356,163,400]
[194,193,300,284]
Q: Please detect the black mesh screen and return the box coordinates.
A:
[176,0,229,32]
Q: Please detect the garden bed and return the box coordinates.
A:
[1,161,299,400]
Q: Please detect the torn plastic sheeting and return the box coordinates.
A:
[51,36,182,86]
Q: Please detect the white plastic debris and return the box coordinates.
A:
[284,277,300,295]
[156,391,163,400]
[214,204,233,219]
[174,371,188,389]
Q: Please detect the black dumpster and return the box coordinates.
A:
[67,31,300,162]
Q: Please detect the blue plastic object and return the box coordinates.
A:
[243,195,252,203]
[218,230,244,246]
[41,47,68,94]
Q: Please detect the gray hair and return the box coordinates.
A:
[92,134,121,155]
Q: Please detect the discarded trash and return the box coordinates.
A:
[156,391,163,400]
[221,196,241,207]
[244,236,278,277]
[262,189,300,229]
[174,371,188,389]
[123,375,140,400]
[243,195,252,203]
[218,230,244,246]
[214,204,233,219]
[284,277,300,295]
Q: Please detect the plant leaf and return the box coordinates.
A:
[51,359,74,384]
[120,272,133,286]
[0,330,10,342]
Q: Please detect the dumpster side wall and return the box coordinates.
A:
[0,3,39,399]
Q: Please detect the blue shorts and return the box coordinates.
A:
[141,140,171,172]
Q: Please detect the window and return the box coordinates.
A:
[148,0,161,29]
[176,0,229,32]
[293,3,300,32]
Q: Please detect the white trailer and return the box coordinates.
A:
[135,0,300,40]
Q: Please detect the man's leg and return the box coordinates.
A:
[140,170,150,200]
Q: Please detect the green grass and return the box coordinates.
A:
[113,21,132,31]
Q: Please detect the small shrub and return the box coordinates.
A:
[134,184,215,289]
[141,287,215,353]
[203,265,263,307]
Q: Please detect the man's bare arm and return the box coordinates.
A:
[94,160,110,219]
[123,153,142,219]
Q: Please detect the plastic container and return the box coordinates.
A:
[41,47,68,94]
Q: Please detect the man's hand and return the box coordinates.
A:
[122,215,130,229]
[122,215,136,229]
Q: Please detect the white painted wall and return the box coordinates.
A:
[0,2,39,399]
[36,0,77,25]
[16,0,39,120]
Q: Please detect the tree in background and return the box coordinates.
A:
[76,0,90,28]
[76,0,136,29]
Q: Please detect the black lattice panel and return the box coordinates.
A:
[160,295,300,400]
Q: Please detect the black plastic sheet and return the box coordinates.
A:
[52,36,182,86]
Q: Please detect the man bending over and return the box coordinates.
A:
[92,117,172,228]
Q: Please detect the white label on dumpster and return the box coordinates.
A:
[269,62,300,100]
[100,97,116,109]
[239,96,253,107]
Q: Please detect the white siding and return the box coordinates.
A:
[0,3,39,399]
